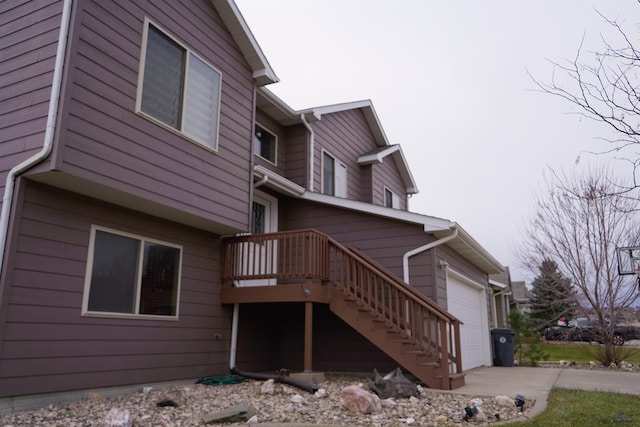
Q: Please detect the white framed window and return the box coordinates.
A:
[384,187,400,209]
[137,19,221,151]
[254,123,277,164]
[82,226,182,319]
[322,151,347,197]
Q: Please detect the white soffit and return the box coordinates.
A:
[436,224,505,275]
[212,0,279,86]
[302,192,451,232]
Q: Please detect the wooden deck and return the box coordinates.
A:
[220,229,465,390]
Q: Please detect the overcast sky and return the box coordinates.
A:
[235,0,638,282]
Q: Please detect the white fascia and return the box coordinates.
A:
[357,145,401,165]
[212,0,279,86]
[253,165,305,196]
[489,279,508,290]
[301,191,452,232]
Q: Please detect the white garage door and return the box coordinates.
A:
[446,272,489,370]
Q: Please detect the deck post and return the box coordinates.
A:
[304,301,313,373]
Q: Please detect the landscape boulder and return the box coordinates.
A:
[341,385,381,414]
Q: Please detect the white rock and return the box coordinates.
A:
[400,416,415,424]
[291,394,304,404]
[409,396,419,404]
[470,397,483,406]
[247,414,259,424]
[382,398,397,407]
[102,408,131,427]
[435,414,448,424]
[313,388,326,398]
[495,395,512,407]
[142,387,152,394]
[260,379,275,394]
[475,408,488,422]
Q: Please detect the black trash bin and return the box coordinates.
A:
[491,328,515,367]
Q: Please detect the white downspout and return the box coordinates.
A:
[403,228,458,284]
[0,0,73,278]
[493,288,512,327]
[229,303,239,369]
[300,114,314,191]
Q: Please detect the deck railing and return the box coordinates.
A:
[221,229,463,376]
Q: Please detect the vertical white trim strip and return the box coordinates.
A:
[0,0,73,280]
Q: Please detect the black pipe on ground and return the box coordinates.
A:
[231,367,319,394]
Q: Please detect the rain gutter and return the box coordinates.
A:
[402,228,458,284]
[0,0,73,279]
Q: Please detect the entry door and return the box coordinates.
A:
[236,191,278,287]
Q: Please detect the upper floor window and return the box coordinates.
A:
[138,20,221,151]
[82,227,182,319]
[384,187,400,209]
[254,124,277,164]
[322,151,347,197]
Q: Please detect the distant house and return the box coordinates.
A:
[510,281,532,313]
[0,0,504,407]
[489,267,513,329]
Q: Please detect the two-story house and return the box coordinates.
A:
[0,0,504,408]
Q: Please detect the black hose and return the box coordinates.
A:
[231,367,319,394]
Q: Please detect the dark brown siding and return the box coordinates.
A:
[311,110,376,201]
[235,303,397,374]
[0,0,61,209]
[0,181,228,397]
[372,160,408,210]
[283,124,307,189]
[280,198,430,281]
[45,0,255,232]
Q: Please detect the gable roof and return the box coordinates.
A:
[211,0,279,86]
[256,88,419,194]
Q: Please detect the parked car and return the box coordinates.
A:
[543,318,639,345]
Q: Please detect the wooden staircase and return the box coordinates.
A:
[221,229,465,390]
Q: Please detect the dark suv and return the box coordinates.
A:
[543,318,638,346]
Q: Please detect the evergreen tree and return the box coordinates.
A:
[529,259,577,329]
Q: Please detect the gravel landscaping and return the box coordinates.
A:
[0,373,531,427]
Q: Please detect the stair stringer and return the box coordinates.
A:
[329,292,464,390]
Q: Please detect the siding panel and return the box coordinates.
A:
[0,182,228,397]
[0,0,61,203]
[51,0,256,232]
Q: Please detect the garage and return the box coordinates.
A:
[446,270,490,370]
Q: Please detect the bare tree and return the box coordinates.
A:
[529,11,640,195]
[518,166,640,365]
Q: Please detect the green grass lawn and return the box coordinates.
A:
[541,342,640,364]
[500,388,640,426]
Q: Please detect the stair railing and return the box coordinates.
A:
[221,229,463,380]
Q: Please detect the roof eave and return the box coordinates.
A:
[436,223,505,275]
[212,0,279,86]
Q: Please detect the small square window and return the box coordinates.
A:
[254,124,277,163]
[83,227,182,318]
[138,21,221,151]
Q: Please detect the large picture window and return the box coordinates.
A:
[83,227,182,318]
[138,20,221,151]
[322,151,347,197]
